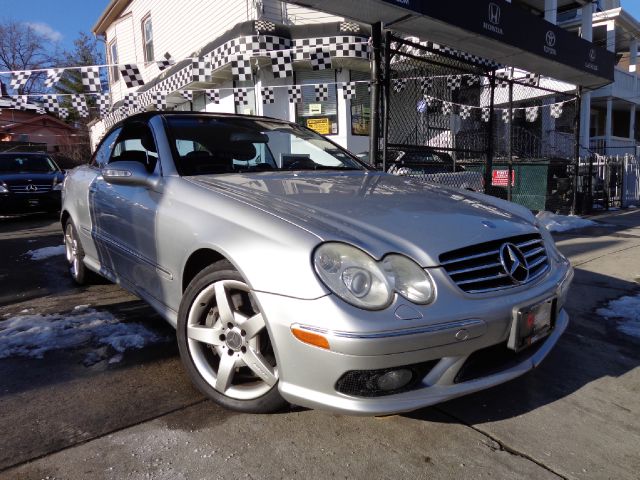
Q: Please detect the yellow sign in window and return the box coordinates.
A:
[307,117,330,135]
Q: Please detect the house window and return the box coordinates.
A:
[142,15,154,62]
[295,70,338,135]
[109,40,119,82]
[350,70,370,136]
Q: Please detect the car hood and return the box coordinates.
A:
[189,171,538,267]
[0,172,63,185]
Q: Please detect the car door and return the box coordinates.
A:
[72,128,121,265]
[91,121,167,303]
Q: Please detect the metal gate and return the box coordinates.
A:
[378,33,579,213]
[578,154,638,211]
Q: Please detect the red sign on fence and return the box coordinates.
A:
[492,169,515,186]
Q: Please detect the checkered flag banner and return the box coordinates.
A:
[392,78,406,93]
[419,77,433,94]
[520,72,539,86]
[43,94,59,113]
[550,103,563,119]
[192,57,210,82]
[181,90,193,102]
[78,107,90,118]
[152,91,166,110]
[10,71,31,91]
[96,93,110,116]
[288,85,302,103]
[269,50,293,79]
[124,92,138,109]
[496,72,510,88]
[156,58,175,71]
[119,64,145,88]
[501,108,513,123]
[234,88,249,106]
[71,94,87,113]
[310,48,332,71]
[525,106,539,123]
[255,19,276,32]
[446,75,462,90]
[261,87,275,104]
[315,84,329,102]
[58,107,69,119]
[205,89,220,104]
[11,95,28,110]
[466,75,480,86]
[459,105,472,120]
[44,69,63,88]
[231,55,252,81]
[481,107,491,123]
[424,95,435,107]
[342,82,356,100]
[81,66,102,93]
[36,106,46,115]
[441,101,452,115]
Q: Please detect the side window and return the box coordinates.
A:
[109,123,159,173]
[91,128,121,169]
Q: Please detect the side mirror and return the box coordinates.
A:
[102,161,155,188]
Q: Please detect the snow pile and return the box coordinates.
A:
[0,308,168,360]
[596,294,640,339]
[25,245,65,260]
[536,211,597,232]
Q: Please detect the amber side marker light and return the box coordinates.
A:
[291,326,330,350]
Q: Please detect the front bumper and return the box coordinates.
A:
[0,191,61,213]
[254,261,573,416]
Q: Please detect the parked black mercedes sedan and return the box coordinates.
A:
[0,152,65,214]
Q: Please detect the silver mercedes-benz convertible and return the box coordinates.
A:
[61,112,573,415]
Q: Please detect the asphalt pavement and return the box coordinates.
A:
[0,210,639,480]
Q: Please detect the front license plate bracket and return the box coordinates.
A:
[508,297,556,352]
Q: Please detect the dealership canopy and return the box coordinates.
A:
[282,0,614,88]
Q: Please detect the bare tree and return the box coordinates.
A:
[0,19,59,94]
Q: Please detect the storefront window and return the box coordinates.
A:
[350,70,370,136]
[295,70,338,136]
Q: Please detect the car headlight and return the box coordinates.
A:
[53,183,63,191]
[0,184,8,193]
[313,243,435,310]
[314,243,393,310]
[382,254,435,304]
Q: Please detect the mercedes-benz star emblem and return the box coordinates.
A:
[545,31,556,47]
[26,184,38,191]
[499,243,529,284]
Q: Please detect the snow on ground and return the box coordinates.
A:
[536,211,598,232]
[25,245,65,260]
[0,308,169,361]
[597,294,640,339]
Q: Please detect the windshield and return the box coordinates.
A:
[0,155,58,174]
[165,116,365,176]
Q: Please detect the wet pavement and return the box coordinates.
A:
[0,210,639,479]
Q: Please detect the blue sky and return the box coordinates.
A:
[2,0,640,54]
[621,0,640,19]
[2,0,110,51]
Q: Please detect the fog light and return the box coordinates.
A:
[376,369,413,391]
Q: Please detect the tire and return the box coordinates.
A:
[177,260,287,413]
[63,219,94,285]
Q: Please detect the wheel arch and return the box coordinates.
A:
[182,248,228,293]
[60,210,70,232]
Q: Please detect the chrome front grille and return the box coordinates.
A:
[8,184,53,193]
[439,233,549,293]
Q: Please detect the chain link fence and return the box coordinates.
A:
[381,34,579,213]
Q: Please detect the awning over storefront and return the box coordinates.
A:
[283,0,614,88]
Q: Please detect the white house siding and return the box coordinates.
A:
[105,0,250,103]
